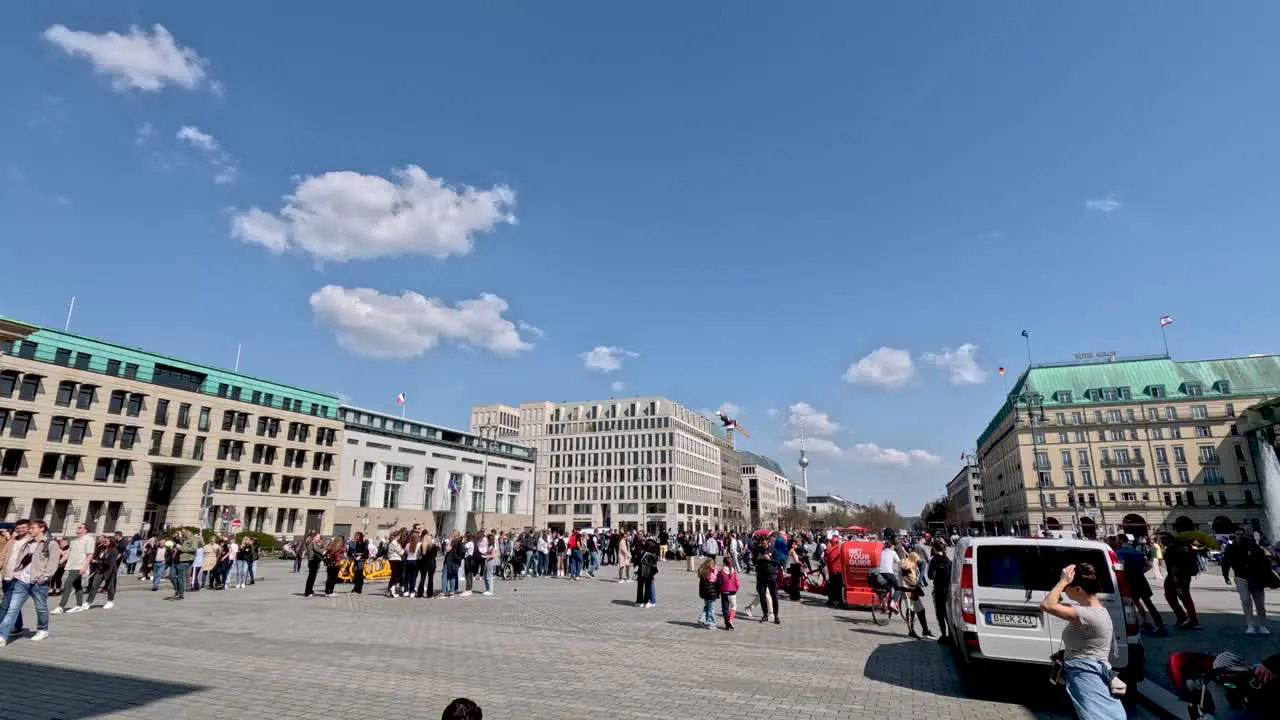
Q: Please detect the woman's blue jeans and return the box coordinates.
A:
[234,559,249,585]
[1064,658,1125,720]
[569,550,582,578]
[699,598,716,625]
[443,564,458,594]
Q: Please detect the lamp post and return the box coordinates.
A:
[477,424,498,532]
[1010,391,1049,534]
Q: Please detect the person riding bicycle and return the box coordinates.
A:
[872,539,902,611]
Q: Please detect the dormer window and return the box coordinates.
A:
[1147,385,1166,399]
[1117,387,1132,400]
[1056,390,1073,403]
[1215,380,1231,394]
[1101,388,1118,402]
[1084,389,1095,401]
[1184,382,1203,397]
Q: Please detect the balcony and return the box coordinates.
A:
[1198,456,1221,466]
[1100,457,1146,468]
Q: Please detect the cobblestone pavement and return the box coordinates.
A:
[0,562,1081,720]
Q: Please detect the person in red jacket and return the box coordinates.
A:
[824,537,845,608]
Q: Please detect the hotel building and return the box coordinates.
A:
[977,354,1280,538]
[334,406,534,538]
[0,317,342,537]
[477,396,723,533]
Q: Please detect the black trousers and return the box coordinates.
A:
[351,560,365,594]
[417,564,435,597]
[304,557,321,596]
[788,564,803,601]
[636,576,654,604]
[324,565,339,595]
[933,592,948,637]
[826,571,844,607]
[87,568,118,604]
[757,575,780,618]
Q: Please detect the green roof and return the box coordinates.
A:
[977,354,1280,450]
[1,318,339,419]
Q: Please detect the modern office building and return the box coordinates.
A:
[0,317,343,538]
[977,354,1280,538]
[741,450,791,529]
[478,396,723,533]
[712,424,747,530]
[469,403,521,440]
[334,406,534,538]
[807,493,853,518]
[946,460,985,528]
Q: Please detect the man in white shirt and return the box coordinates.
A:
[54,524,94,614]
[875,540,903,610]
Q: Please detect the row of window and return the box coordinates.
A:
[545,502,670,516]
[343,412,534,460]
[1035,442,1245,469]
[1047,380,1229,405]
[0,447,133,483]
[550,483,670,503]
[212,468,331,497]
[0,496,128,536]
[356,478,522,514]
[1042,488,1256,509]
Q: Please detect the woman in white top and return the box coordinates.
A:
[386,530,406,598]
[401,532,420,599]
[461,534,477,596]
[1040,563,1126,720]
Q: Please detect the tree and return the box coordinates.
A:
[920,496,959,529]
[779,506,812,531]
[822,508,856,529]
[850,501,904,533]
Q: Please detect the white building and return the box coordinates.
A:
[474,397,723,533]
[334,406,535,538]
[946,461,984,527]
[741,451,791,529]
[807,493,853,518]
[469,403,521,440]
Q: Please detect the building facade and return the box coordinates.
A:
[807,493,852,518]
[489,396,722,534]
[334,406,534,538]
[741,451,791,529]
[469,403,521,440]
[0,318,342,538]
[713,425,747,530]
[977,354,1280,538]
[946,461,985,527]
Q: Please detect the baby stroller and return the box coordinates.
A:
[501,551,527,581]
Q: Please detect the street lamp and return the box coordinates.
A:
[1010,391,1049,534]
[476,424,498,532]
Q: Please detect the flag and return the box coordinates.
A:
[998,367,1005,375]
[1159,314,1173,328]
[395,392,406,405]
[960,451,965,460]
[447,474,459,494]
[1020,330,1029,338]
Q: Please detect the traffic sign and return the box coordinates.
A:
[230,519,242,532]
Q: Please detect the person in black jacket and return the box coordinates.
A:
[86,535,120,609]
[926,539,952,644]
[636,538,659,607]
[348,532,369,595]
[1222,529,1273,635]
[1160,533,1201,629]
[417,533,439,598]
[753,534,781,624]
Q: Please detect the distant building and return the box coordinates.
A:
[808,493,853,518]
[712,424,747,530]
[741,451,790,529]
[946,461,984,527]
[469,403,521,440]
[977,354,1280,538]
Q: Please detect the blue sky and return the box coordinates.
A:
[4,2,1279,513]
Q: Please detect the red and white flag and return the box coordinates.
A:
[1159,314,1173,327]
[395,392,406,406]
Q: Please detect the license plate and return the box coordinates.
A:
[987,612,1039,628]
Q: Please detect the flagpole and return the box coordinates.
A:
[1022,330,1032,367]
[1160,325,1170,358]
[234,344,242,372]
[64,296,76,332]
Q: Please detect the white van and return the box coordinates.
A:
[946,536,1144,688]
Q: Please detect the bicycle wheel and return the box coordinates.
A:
[501,563,514,581]
[871,595,891,626]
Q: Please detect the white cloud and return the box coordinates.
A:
[851,442,940,467]
[717,402,742,418]
[1083,195,1123,214]
[766,408,779,418]
[610,381,625,392]
[43,24,210,93]
[309,285,533,359]
[135,122,154,145]
[920,343,987,385]
[784,436,842,457]
[579,346,637,373]
[788,401,840,436]
[518,321,545,339]
[231,165,516,262]
[176,125,237,184]
[843,347,915,388]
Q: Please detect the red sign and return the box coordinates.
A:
[230,519,242,532]
[840,540,883,606]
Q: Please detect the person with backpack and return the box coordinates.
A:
[1160,533,1201,630]
[0,519,57,644]
[636,538,659,607]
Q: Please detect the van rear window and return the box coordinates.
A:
[976,546,1115,593]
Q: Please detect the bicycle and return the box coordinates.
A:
[868,577,896,626]
[500,558,526,581]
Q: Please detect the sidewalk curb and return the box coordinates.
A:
[1136,679,1187,720]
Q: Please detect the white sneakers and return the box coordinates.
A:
[103,601,114,610]
[31,631,48,642]
[482,591,493,596]
[1246,624,1272,636]
[50,608,63,615]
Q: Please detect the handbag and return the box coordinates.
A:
[1048,650,1066,686]
[1266,567,1280,591]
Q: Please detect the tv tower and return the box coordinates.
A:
[798,415,810,492]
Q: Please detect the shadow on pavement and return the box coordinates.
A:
[0,658,204,719]
[609,599,637,607]
[665,620,707,629]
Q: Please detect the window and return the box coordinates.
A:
[177,403,190,428]
[1159,468,1171,484]
[0,449,22,476]
[1191,405,1207,419]
[1076,449,1089,466]
[61,456,80,480]
[39,452,60,478]
[1173,446,1186,463]
[120,426,138,449]
[1225,403,1235,418]
[55,381,75,406]
[198,407,210,431]
[101,424,118,448]
[422,487,434,510]
[54,348,71,366]
[95,458,112,482]
[1185,383,1203,397]
[1117,387,1132,400]
[217,383,229,398]
[1059,391,1073,403]
[362,462,375,479]
[19,375,41,401]
[360,481,373,507]
[68,419,88,445]
[123,363,138,380]
[385,464,410,483]
[382,482,400,509]
[1178,467,1190,484]
[1155,447,1168,464]
[193,437,205,461]
[1101,388,1117,401]
[155,399,170,425]
[126,394,143,417]
[48,416,67,442]
[0,371,16,399]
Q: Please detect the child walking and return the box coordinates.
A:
[718,556,740,630]
[697,558,719,628]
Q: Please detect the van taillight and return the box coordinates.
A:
[960,562,976,625]
[1106,549,1139,636]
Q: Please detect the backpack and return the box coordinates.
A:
[556,537,567,553]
